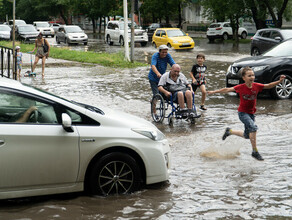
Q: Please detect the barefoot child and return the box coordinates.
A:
[190,53,207,110]
[208,66,286,160]
[16,46,22,80]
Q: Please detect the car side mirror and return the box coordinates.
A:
[274,36,282,41]
[186,33,189,36]
[62,113,74,132]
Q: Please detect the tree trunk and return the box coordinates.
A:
[92,18,96,33]
[263,0,288,28]
[178,2,182,28]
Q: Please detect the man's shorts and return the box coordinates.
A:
[238,112,258,139]
[172,90,188,103]
[149,80,159,97]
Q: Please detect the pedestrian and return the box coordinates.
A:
[148,44,175,98]
[15,46,22,80]
[190,53,207,110]
[207,66,286,161]
[30,33,50,79]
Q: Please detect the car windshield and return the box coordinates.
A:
[18,25,36,32]
[280,30,292,39]
[36,23,50,27]
[120,22,139,30]
[167,29,186,37]
[15,20,26,25]
[65,26,83,33]
[264,40,292,57]
[0,26,10,31]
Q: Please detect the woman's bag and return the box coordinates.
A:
[43,40,49,53]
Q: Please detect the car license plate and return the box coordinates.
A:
[228,79,239,85]
[182,43,190,46]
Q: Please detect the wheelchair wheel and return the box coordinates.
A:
[151,94,165,123]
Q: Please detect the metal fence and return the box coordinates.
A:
[0,46,17,80]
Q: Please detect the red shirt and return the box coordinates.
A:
[234,83,264,114]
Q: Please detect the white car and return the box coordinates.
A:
[56,25,88,45]
[0,24,11,40]
[33,21,55,37]
[206,22,248,42]
[105,20,148,46]
[0,78,170,199]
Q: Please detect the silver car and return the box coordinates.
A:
[0,25,11,40]
[0,78,171,199]
[56,25,88,45]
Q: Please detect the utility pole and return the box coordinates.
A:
[123,0,130,61]
[130,0,135,62]
[12,0,16,79]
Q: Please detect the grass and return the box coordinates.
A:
[0,41,148,68]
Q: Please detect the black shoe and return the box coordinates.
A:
[200,105,207,110]
[252,152,264,161]
[181,109,188,119]
[188,109,200,118]
[222,127,231,140]
[176,110,183,118]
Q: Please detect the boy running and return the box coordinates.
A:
[208,67,286,161]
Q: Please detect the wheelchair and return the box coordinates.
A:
[151,92,201,126]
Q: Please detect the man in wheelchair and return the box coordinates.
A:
[158,64,198,118]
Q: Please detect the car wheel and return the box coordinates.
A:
[241,31,247,39]
[87,152,142,196]
[56,37,60,44]
[223,33,228,40]
[84,42,88,45]
[207,37,214,43]
[120,36,124,46]
[152,42,157,48]
[141,42,147,47]
[251,47,260,56]
[271,75,292,99]
[106,35,113,45]
[167,43,172,48]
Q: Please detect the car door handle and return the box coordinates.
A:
[0,140,5,145]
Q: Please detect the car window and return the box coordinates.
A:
[155,30,161,37]
[161,30,166,36]
[65,26,83,33]
[223,23,231,27]
[264,40,292,56]
[209,24,220,28]
[0,92,58,124]
[64,108,99,125]
[270,31,281,39]
[261,30,271,38]
[18,25,36,32]
[167,29,186,37]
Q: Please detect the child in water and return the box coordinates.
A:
[16,46,22,80]
[208,66,286,160]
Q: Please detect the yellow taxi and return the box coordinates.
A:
[152,28,194,49]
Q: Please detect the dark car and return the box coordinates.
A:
[146,23,172,40]
[15,24,39,42]
[250,28,292,56]
[226,39,292,99]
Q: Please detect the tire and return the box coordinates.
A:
[152,42,157,48]
[207,37,214,43]
[241,31,247,39]
[56,37,60,44]
[88,152,142,196]
[251,47,260,56]
[271,75,292,99]
[65,38,70,45]
[223,33,228,40]
[151,94,165,123]
[84,42,88,45]
[141,42,147,47]
[120,36,124,46]
[167,43,172,48]
[106,35,113,45]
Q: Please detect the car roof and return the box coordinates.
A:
[34,21,49,24]
[155,28,181,31]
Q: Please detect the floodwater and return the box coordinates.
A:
[1,38,292,219]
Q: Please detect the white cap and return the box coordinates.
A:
[15,46,20,50]
[158,44,168,50]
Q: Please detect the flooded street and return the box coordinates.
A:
[1,38,292,219]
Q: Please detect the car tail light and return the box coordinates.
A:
[251,37,253,40]
[216,27,222,30]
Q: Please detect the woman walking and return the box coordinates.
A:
[31,33,50,79]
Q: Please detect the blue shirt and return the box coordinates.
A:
[148,52,175,83]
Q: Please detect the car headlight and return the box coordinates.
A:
[132,128,165,141]
[252,66,269,72]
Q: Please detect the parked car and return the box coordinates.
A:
[50,23,62,33]
[0,77,170,199]
[33,21,55,37]
[146,23,172,40]
[8,19,26,28]
[15,24,39,42]
[56,25,88,45]
[152,28,194,50]
[250,28,292,56]
[0,24,11,40]
[206,22,248,42]
[105,20,148,47]
[226,39,292,99]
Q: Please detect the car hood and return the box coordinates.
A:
[233,55,286,67]
[169,36,192,42]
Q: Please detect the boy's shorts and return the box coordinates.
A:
[17,64,22,70]
[238,112,258,139]
[191,82,205,92]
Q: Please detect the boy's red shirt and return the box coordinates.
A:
[234,83,264,114]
